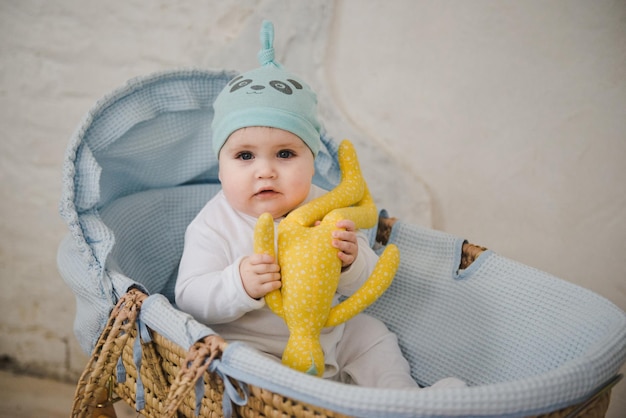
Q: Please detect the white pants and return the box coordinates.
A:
[258,312,466,389]
[331,313,418,388]
[329,313,466,389]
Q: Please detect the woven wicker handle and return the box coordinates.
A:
[71,289,147,418]
[70,288,227,418]
[162,335,227,417]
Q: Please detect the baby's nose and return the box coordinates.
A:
[256,160,277,178]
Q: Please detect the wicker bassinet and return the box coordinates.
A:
[58,69,626,418]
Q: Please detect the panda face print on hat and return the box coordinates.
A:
[228,75,304,95]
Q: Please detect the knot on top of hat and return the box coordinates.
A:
[258,20,280,68]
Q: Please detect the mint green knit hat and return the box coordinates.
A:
[211,20,322,157]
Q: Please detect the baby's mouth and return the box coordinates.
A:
[255,188,279,197]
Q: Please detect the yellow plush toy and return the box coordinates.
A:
[254,140,400,376]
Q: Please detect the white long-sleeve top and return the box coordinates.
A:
[175,186,379,375]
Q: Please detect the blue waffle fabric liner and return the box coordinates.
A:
[57,69,626,417]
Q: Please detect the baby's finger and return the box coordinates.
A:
[256,263,280,274]
[332,238,356,254]
[332,229,357,243]
[337,250,355,267]
[249,253,275,265]
[335,219,356,231]
[262,277,282,293]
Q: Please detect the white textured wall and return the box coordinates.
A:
[0,1,624,415]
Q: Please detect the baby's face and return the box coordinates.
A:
[218,127,315,219]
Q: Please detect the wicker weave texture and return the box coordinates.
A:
[72,290,613,418]
[73,296,610,418]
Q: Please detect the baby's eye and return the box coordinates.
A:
[277,150,294,159]
[236,152,253,160]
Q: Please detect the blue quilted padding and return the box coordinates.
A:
[58,69,626,417]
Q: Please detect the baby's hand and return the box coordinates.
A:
[332,219,358,268]
[240,254,281,299]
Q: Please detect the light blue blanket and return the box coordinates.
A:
[58,69,626,417]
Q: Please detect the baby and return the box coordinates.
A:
[175,20,464,389]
